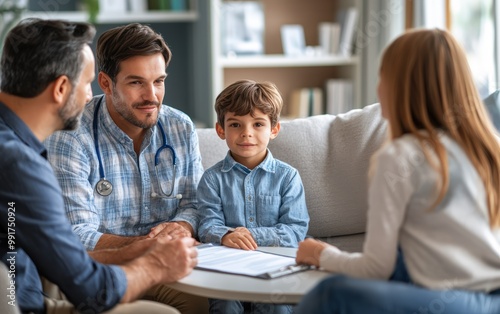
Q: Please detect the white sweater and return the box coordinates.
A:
[320,133,500,292]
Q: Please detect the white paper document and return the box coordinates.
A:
[196,245,311,279]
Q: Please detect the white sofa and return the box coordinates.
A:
[196,103,387,253]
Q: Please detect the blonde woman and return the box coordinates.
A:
[295,28,500,313]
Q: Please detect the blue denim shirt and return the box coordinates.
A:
[0,102,126,313]
[197,150,309,247]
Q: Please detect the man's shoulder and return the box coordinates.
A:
[0,131,28,161]
[0,132,47,177]
[44,105,94,149]
[159,106,195,130]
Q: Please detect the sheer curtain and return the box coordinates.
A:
[451,0,495,98]
[412,0,447,29]
[412,0,497,98]
[359,0,405,106]
[356,0,497,105]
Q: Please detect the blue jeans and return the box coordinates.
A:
[295,251,500,314]
[294,275,500,314]
[209,299,293,314]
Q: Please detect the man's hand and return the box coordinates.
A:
[146,237,198,283]
[120,237,197,303]
[295,238,330,267]
[221,227,258,250]
[148,221,193,239]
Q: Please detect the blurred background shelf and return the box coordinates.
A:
[220,54,359,68]
[211,0,363,121]
[22,10,198,23]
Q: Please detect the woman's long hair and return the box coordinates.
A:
[379,28,500,228]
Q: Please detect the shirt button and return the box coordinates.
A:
[145,206,149,210]
[249,217,254,222]
[248,195,252,201]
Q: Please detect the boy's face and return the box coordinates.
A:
[216,109,280,169]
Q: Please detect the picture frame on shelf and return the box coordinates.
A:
[281,24,305,57]
[220,1,264,56]
[98,0,127,13]
[129,0,148,12]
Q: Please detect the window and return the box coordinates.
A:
[450,0,495,98]
[406,0,497,98]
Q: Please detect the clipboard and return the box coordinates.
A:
[258,264,312,279]
[195,244,313,279]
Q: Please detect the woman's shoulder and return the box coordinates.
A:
[378,134,423,159]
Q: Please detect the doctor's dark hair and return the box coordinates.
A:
[0,18,95,97]
[215,79,283,128]
[97,23,171,82]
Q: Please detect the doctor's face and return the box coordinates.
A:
[59,45,95,131]
[104,53,166,131]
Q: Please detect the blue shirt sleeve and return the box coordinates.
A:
[0,139,126,312]
[197,169,232,244]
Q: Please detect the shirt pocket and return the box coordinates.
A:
[256,194,281,226]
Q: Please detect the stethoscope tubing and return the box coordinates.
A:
[92,96,178,198]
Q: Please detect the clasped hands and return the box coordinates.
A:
[147,221,194,240]
[221,227,258,250]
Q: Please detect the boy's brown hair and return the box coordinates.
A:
[215,79,283,128]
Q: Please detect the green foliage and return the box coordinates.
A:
[83,0,99,24]
[0,1,26,52]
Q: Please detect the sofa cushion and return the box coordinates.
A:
[196,103,387,239]
[196,129,228,170]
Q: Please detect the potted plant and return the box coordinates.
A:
[0,1,27,52]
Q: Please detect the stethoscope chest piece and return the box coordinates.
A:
[92,96,179,199]
[96,178,113,196]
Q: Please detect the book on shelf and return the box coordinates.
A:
[147,0,188,11]
[325,79,353,115]
[318,22,341,55]
[337,7,359,57]
[286,88,324,119]
[170,0,187,11]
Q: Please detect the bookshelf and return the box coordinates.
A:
[22,10,198,24]
[22,0,198,23]
[210,0,363,120]
[18,0,210,126]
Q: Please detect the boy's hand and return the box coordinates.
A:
[221,227,258,250]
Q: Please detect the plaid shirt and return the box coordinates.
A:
[45,95,203,250]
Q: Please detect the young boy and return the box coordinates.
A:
[197,79,309,314]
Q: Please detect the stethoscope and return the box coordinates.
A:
[93,96,182,199]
